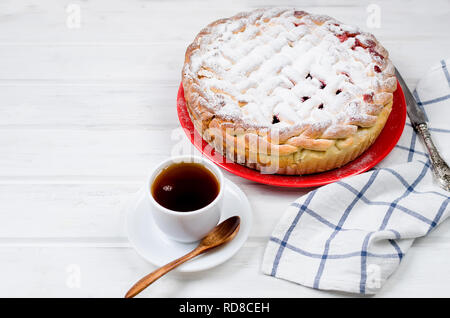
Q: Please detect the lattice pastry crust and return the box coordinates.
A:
[182,8,397,175]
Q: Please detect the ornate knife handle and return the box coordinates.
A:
[416,123,450,192]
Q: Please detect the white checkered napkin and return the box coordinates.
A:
[262,59,450,295]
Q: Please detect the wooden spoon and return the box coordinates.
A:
[125,215,241,298]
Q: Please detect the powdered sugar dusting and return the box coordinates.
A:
[184,8,395,137]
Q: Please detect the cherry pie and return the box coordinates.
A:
[182,8,397,175]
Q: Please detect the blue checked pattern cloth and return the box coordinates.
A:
[262,59,450,295]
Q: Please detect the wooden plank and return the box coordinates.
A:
[0,1,447,86]
[0,0,448,44]
[0,241,449,297]
[0,85,180,128]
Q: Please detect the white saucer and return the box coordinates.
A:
[126,178,252,272]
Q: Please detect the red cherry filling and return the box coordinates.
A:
[336,31,359,43]
[363,92,374,103]
[319,80,326,89]
[317,104,324,109]
[301,96,310,102]
[374,65,382,73]
[345,37,384,60]
[336,34,348,42]
[272,115,280,124]
[352,38,376,50]
[369,48,384,60]
[294,11,307,18]
[336,89,342,95]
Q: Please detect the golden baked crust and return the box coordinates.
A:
[182,8,397,175]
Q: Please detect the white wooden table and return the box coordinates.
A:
[1,0,449,298]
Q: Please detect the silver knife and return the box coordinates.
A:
[395,67,450,192]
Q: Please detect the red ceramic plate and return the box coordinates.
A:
[177,81,406,187]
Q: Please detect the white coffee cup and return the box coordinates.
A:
[147,155,224,243]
